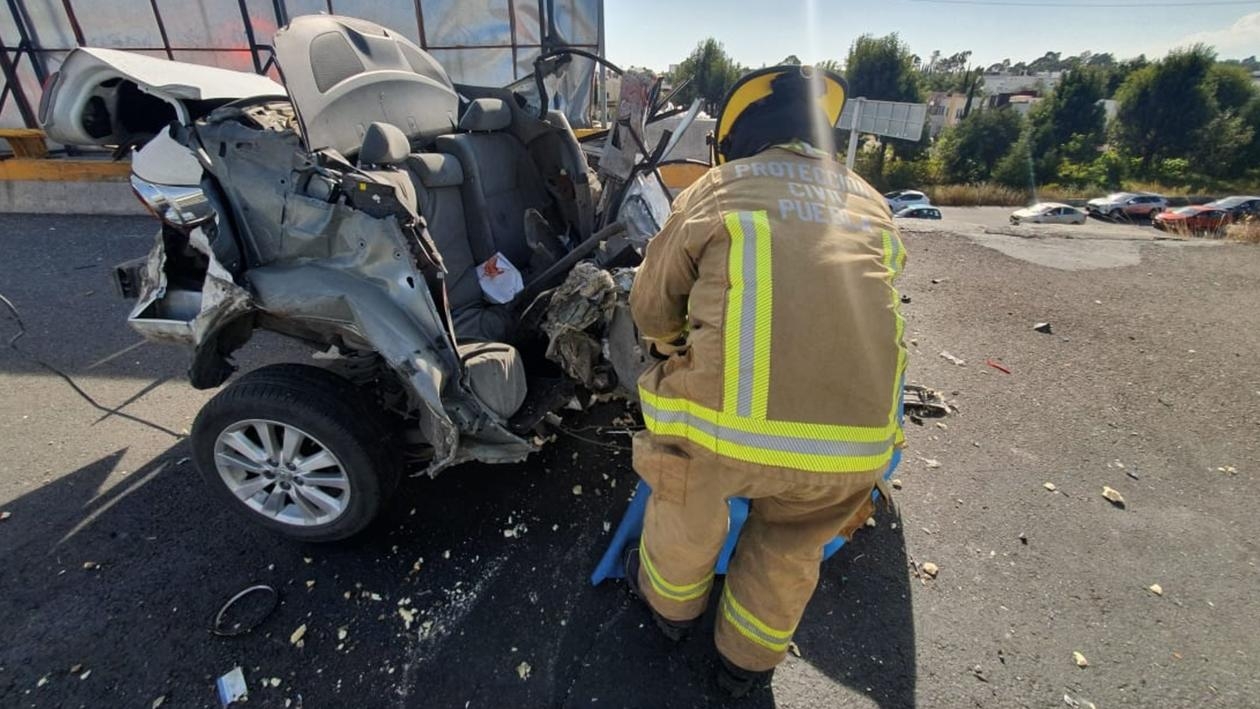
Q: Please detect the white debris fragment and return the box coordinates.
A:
[269,677,281,688]
[939,351,966,366]
[516,661,532,680]
[920,562,940,578]
[398,607,416,629]
[1102,486,1126,507]
[0,510,11,520]
[290,624,307,646]
[305,580,315,589]
[82,561,99,570]
[79,669,91,680]
[1148,584,1164,596]
[788,641,802,658]
[603,521,611,532]
[215,667,249,705]
[920,458,941,469]
[151,696,166,708]
[864,517,876,528]
[1073,651,1089,668]
[36,675,48,688]
[572,485,583,496]
[443,550,451,559]
[1043,482,1057,492]
[337,626,348,641]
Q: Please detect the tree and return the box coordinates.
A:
[815,59,843,74]
[1207,63,1258,114]
[1112,46,1216,174]
[1027,68,1107,181]
[844,34,922,103]
[934,107,1024,183]
[672,39,744,116]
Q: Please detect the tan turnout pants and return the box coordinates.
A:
[633,432,885,672]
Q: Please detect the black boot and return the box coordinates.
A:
[623,547,696,643]
[716,654,775,698]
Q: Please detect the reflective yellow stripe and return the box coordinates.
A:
[639,538,713,602]
[723,212,745,414]
[642,389,897,443]
[721,585,794,652]
[882,229,909,447]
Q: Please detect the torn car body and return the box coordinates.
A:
[39,15,691,540]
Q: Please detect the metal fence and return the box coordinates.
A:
[0,0,603,130]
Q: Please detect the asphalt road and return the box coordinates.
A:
[1,212,1258,708]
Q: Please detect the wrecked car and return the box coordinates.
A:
[40,15,686,541]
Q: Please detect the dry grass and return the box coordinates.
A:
[1225,221,1260,244]
[925,184,1028,207]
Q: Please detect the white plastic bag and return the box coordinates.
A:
[477,252,524,304]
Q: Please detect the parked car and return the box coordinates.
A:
[1152,206,1232,235]
[39,15,686,542]
[894,206,941,220]
[1086,192,1167,220]
[1009,202,1087,225]
[1205,195,1260,218]
[885,189,931,212]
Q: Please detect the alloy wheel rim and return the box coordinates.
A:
[213,419,351,527]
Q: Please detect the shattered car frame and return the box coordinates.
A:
[41,15,684,541]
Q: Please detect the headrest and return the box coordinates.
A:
[406,153,463,188]
[459,98,512,132]
[359,122,409,165]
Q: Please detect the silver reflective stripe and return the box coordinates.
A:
[735,211,761,418]
[643,402,895,458]
[721,593,791,650]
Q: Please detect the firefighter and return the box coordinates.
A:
[624,64,908,697]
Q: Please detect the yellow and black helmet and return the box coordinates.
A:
[714,64,848,165]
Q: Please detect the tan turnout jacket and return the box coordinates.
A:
[630,143,908,480]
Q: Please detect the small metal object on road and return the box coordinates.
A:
[211,584,279,637]
[1033,322,1053,334]
[216,666,248,706]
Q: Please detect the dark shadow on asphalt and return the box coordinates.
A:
[0,405,916,708]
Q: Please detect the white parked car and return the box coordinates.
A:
[1009,202,1087,225]
[885,190,930,213]
[1086,192,1167,220]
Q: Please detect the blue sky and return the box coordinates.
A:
[605,1,1260,71]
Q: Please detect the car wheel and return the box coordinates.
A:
[1108,209,1123,221]
[191,364,402,542]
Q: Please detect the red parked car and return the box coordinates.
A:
[1152,206,1232,235]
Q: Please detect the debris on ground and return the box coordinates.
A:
[1102,486,1126,508]
[1063,694,1097,709]
[516,661,532,680]
[1073,651,1090,668]
[891,479,903,489]
[212,585,279,637]
[985,359,1012,374]
[903,384,954,422]
[900,294,912,304]
[1217,466,1238,475]
[572,485,583,496]
[865,517,877,528]
[939,351,966,366]
[216,667,249,706]
[151,696,166,708]
[920,562,940,578]
[788,641,802,658]
[1149,583,1164,596]
[82,561,99,570]
[1034,322,1053,334]
[1043,482,1058,492]
[918,457,941,469]
[289,623,307,646]
[971,664,989,682]
[1019,532,1028,545]
[398,607,416,629]
[0,510,10,520]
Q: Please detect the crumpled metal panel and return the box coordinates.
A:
[128,227,252,346]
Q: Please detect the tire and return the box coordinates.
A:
[1109,209,1123,221]
[191,363,402,542]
